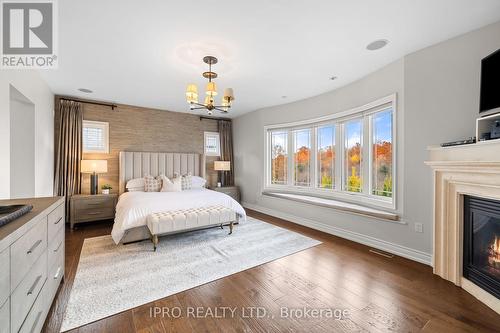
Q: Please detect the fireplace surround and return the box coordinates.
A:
[426,140,500,313]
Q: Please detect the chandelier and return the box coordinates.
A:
[185,56,234,115]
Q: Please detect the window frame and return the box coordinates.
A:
[82,120,109,154]
[204,131,221,157]
[264,94,397,211]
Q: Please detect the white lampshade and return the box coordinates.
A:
[214,161,231,171]
[186,84,198,104]
[81,160,108,174]
[206,82,218,96]
[223,88,234,101]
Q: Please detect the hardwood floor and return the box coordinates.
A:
[42,209,500,333]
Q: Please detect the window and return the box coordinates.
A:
[204,132,220,156]
[83,120,109,153]
[372,109,393,197]
[344,119,362,192]
[271,131,287,184]
[265,94,396,209]
[317,125,335,189]
[293,129,311,186]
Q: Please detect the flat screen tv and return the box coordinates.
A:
[480,49,500,116]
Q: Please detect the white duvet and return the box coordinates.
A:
[111,188,246,244]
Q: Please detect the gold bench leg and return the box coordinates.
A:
[229,221,234,235]
[152,235,158,251]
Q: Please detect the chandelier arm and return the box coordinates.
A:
[214,107,229,113]
[191,106,210,110]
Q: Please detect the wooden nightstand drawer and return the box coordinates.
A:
[75,207,114,221]
[212,186,240,203]
[73,198,115,210]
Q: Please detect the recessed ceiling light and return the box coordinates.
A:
[366,39,389,51]
[330,76,338,81]
[281,95,287,99]
[78,88,93,93]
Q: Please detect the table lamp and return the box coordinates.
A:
[214,161,231,187]
[81,160,108,195]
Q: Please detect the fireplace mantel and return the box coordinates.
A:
[426,140,500,313]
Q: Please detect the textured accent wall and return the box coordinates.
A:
[55,97,219,194]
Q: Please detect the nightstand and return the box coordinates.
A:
[212,186,240,203]
[70,194,118,229]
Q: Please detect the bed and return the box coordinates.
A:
[111,151,246,244]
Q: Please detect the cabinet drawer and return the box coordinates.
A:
[47,247,64,303]
[0,248,9,307]
[11,218,47,291]
[11,250,47,333]
[19,283,47,333]
[48,227,64,271]
[48,203,64,243]
[74,198,115,210]
[0,298,9,333]
[75,207,114,222]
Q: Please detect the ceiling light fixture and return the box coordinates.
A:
[78,88,93,93]
[185,56,234,115]
[366,39,389,51]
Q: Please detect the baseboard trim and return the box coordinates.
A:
[243,202,432,266]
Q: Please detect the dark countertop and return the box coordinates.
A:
[0,197,64,245]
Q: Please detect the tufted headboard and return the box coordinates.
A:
[118,151,206,194]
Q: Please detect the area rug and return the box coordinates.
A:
[60,217,321,331]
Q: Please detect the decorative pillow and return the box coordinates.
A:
[144,175,162,192]
[191,176,207,189]
[160,175,182,192]
[181,173,192,190]
[126,178,145,192]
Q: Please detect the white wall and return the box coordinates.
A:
[10,92,35,199]
[233,20,500,263]
[0,71,54,199]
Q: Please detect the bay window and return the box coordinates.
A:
[265,94,396,210]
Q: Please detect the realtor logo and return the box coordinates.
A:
[1,0,58,68]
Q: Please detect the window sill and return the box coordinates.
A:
[262,191,400,222]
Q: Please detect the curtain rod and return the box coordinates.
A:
[59,97,118,110]
[199,116,231,121]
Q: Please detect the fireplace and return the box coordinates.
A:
[463,195,500,299]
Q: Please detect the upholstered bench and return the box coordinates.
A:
[146,205,236,251]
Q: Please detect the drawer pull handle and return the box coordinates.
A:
[54,241,63,253]
[27,275,42,296]
[30,311,43,333]
[54,217,63,224]
[54,267,62,280]
[87,202,104,205]
[87,212,102,215]
[27,240,42,254]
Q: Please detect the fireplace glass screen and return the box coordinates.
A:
[463,195,500,299]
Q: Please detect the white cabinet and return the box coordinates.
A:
[0,197,65,333]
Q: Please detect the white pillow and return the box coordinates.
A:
[126,178,145,192]
[160,175,182,192]
[191,176,207,188]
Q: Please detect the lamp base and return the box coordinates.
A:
[90,173,99,195]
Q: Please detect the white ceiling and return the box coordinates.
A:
[40,0,500,118]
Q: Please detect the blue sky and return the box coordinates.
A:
[374,109,392,143]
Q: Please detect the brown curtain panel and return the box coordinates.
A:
[218,119,234,186]
[54,100,83,215]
